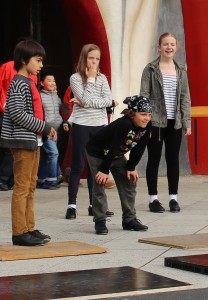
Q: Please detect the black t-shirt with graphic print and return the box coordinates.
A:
[86,115,151,174]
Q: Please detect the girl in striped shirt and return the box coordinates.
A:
[65,44,118,219]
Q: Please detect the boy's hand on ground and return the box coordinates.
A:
[95,171,109,185]
[127,170,139,183]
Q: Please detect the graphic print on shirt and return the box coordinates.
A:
[104,129,146,158]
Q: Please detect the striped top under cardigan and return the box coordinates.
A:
[69,72,113,126]
[162,73,177,119]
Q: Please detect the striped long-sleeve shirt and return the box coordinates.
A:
[69,72,113,126]
[162,73,177,119]
[0,75,51,150]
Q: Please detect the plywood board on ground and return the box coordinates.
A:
[0,241,108,261]
[139,233,208,249]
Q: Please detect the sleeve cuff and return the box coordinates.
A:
[87,77,96,84]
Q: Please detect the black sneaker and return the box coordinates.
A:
[95,220,108,235]
[88,206,93,216]
[57,175,64,184]
[0,183,9,191]
[12,232,44,246]
[30,230,51,243]
[106,210,114,217]
[149,200,165,213]
[65,207,76,219]
[37,181,60,190]
[88,207,114,217]
[122,218,148,231]
[169,199,180,212]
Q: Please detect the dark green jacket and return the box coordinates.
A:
[140,57,191,129]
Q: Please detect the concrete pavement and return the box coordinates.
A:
[0,175,208,296]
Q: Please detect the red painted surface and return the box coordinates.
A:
[188,118,208,175]
[181,0,208,106]
[59,0,111,177]
[60,0,111,85]
[182,0,208,173]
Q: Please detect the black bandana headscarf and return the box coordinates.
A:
[123,95,152,113]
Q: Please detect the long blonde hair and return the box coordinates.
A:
[76,44,101,83]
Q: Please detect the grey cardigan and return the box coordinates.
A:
[140,57,191,129]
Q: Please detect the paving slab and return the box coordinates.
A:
[0,175,208,297]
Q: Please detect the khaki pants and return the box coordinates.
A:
[11,148,40,235]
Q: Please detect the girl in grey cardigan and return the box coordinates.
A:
[140,32,191,213]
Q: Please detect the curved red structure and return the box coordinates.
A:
[60,0,111,85]
[182,0,208,174]
[59,0,111,177]
[60,0,208,174]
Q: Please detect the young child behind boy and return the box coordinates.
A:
[37,72,66,189]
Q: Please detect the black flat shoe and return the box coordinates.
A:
[149,200,165,213]
[65,207,77,219]
[88,207,114,217]
[12,232,44,246]
[88,206,93,216]
[0,183,9,191]
[30,230,51,243]
[122,218,148,231]
[95,220,108,235]
[169,199,180,212]
[106,210,114,216]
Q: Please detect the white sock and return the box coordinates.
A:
[149,195,158,203]
[68,204,76,209]
[169,195,177,201]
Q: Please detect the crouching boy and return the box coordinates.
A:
[86,95,152,235]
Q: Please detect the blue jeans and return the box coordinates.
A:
[38,137,59,182]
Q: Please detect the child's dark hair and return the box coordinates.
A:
[14,39,46,71]
[40,72,55,82]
